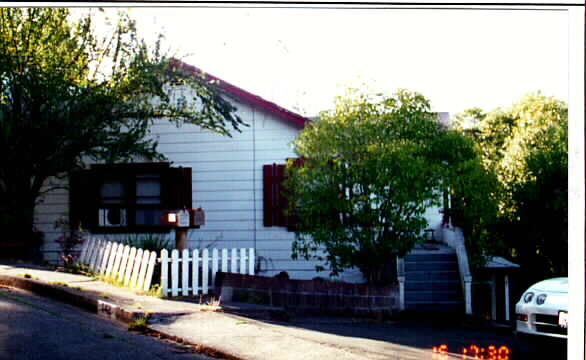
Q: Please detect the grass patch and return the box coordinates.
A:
[61,264,93,277]
[93,274,126,288]
[48,281,69,287]
[145,284,164,298]
[128,315,150,332]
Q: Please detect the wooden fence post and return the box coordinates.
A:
[240,248,246,274]
[171,250,179,297]
[249,248,255,275]
[192,249,200,295]
[161,249,169,297]
[202,249,209,294]
[231,248,237,274]
[182,249,190,296]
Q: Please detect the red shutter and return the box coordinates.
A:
[263,161,301,230]
[263,164,275,226]
[275,164,287,227]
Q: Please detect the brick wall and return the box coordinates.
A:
[215,272,400,316]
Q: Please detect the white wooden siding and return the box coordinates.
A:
[32,89,444,281]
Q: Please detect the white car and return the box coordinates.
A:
[515,277,568,339]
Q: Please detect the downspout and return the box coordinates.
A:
[252,106,257,253]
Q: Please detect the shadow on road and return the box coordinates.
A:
[221,307,567,359]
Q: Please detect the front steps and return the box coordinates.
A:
[403,247,465,312]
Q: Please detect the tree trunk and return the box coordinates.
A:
[0,174,44,260]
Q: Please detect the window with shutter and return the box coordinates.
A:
[69,163,192,233]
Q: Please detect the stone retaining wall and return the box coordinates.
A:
[215,272,400,316]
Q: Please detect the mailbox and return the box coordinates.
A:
[163,208,205,228]
[190,208,205,227]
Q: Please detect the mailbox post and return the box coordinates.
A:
[164,208,206,250]
[175,209,190,250]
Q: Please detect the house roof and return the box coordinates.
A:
[171,59,309,129]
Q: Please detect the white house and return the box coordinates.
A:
[34,60,447,283]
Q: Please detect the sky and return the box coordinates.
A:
[111,5,570,118]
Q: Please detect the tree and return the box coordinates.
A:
[287,89,492,284]
[0,8,246,249]
[452,93,568,280]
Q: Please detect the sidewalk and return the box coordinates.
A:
[0,263,434,360]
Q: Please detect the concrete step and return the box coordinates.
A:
[405,280,461,292]
[404,300,465,312]
[404,253,457,262]
[405,270,460,282]
[405,290,462,302]
[404,261,458,271]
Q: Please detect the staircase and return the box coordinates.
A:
[403,248,465,312]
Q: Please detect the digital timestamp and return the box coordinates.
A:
[432,344,511,359]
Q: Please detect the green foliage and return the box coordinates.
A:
[453,93,568,279]
[120,234,171,252]
[127,316,149,332]
[146,284,164,298]
[287,89,488,284]
[0,8,246,245]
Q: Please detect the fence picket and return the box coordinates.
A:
[212,249,219,288]
[137,250,150,291]
[143,251,158,292]
[231,248,237,273]
[130,248,144,288]
[240,248,246,274]
[81,238,96,265]
[161,249,169,297]
[118,245,131,283]
[98,241,108,275]
[221,249,228,273]
[182,249,190,296]
[249,248,255,275]
[124,247,137,287]
[79,237,91,264]
[202,249,209,294]
[105,242,118,277]
[102,241,114,275]
[171,250,179,297]
[111,244,124,279]
[192,249,199,295]
[89,239,102,273]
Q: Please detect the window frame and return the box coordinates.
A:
[70,162,192,234]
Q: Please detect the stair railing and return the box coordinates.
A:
[440,227,472,315]
[396,256,405,311]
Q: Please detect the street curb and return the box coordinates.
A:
[0,274,97,313]
[0,274,246,360]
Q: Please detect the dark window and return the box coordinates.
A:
[70,163,191,233]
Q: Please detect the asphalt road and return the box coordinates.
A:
[0,286,212,360]
[281,315,568,359]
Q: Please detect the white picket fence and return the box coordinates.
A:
[160,248,255,297]
[78,238,158,292]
